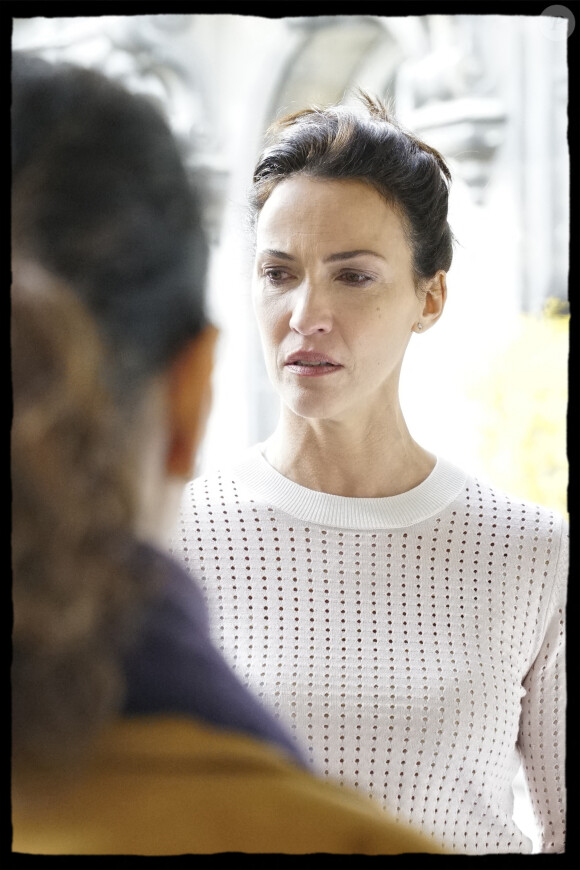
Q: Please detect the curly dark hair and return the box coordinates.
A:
[250,91,454,286]
[11,265,152,772]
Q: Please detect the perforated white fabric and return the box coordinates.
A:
[173,446,567,854]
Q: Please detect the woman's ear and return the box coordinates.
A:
[420,271,447,329]
[165,325,219,479]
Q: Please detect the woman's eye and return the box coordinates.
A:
[263,268,292,285]
[339,271,373,286]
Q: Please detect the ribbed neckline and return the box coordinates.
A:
[231,444,467,530]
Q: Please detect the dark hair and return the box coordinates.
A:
[11,53,207,775]
[11,52,208,406]
[250,92,454,285]
[11,265,151,772]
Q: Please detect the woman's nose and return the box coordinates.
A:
[288,281,333,335]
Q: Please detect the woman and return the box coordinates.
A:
[11,56,439,855]
[175,94,567,854]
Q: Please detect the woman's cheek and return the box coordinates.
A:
[258,296,288,340]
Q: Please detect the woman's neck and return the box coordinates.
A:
[263,408,436,498]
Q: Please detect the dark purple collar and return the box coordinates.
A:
[121,543,305,766]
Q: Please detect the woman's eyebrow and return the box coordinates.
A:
[324,250,386,263]
[258,248,295,261]
[258,249,386,262]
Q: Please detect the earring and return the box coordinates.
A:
[416,323,423,331]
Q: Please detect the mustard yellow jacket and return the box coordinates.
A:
[13,715,443,855]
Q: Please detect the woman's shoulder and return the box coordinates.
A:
[457,467,567,529]
[184,443,273,507]
[446,466,568,577]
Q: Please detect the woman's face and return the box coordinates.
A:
[252,176,428,426]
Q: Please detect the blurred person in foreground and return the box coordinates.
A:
[10,52,442,855]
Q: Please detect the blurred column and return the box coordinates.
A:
[520,17,569,312]
[395,15,507,207]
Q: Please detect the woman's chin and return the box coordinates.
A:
[280,394,352,425]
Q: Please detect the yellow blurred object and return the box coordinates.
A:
[12,716,446,855]
[468,299,568,517]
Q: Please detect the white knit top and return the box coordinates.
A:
[174,446,567,854]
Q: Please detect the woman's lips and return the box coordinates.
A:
[284,350,342,376]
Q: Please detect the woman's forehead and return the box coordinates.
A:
[256,176,410,256]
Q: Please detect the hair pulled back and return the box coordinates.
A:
[250,92,454,283]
